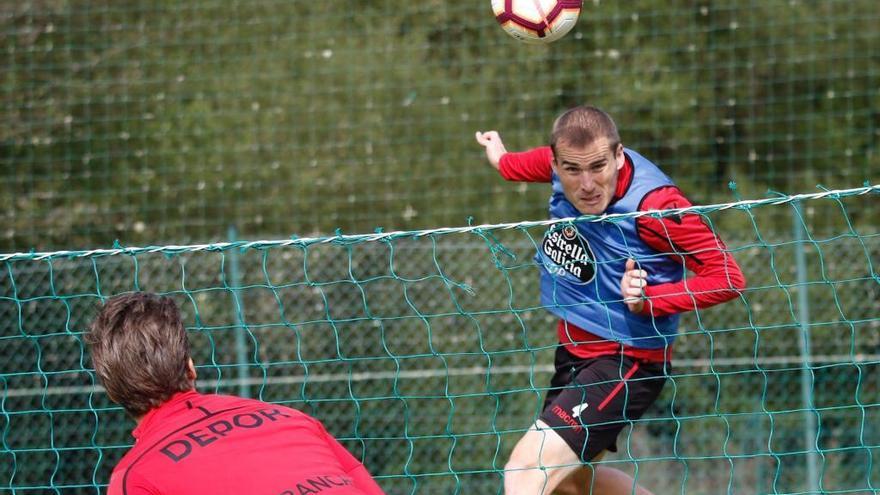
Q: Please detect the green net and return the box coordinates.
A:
[2,186,878,494]
[2,1,879,252]
[4,0,880,493]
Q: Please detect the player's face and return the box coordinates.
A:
[552,137,625,215]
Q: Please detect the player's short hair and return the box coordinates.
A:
[550,105,621,156]
[86,292,192,417]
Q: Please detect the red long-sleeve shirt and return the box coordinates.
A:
[499,146,746,361]
[108,391,385,495]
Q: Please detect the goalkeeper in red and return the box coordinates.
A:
[476,106,746,495]
[87,292,385,495]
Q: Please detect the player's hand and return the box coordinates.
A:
[621,258,648,314]
[475,130,508,171]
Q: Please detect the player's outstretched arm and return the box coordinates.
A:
[475,130,554,183]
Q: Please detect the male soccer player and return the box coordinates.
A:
[476,106,746,495]
[87,292,385,495]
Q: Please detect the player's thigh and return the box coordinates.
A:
[508,420,582,473]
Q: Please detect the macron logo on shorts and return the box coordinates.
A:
[551,405,583,432]
[572,402,589,417]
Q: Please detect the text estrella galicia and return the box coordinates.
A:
[541,224,596,283]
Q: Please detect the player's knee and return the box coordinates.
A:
[505,449,538,474]
[504,455,549,495]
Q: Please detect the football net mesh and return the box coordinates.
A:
[2,186,879,494]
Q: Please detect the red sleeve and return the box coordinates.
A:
[316,421,386,495]
[636,186,746,317]
[498,146,554,182]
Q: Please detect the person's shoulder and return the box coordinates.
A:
[110,450,136,478]
[198,393,313,420]
[108,458,158,495]
[639,185,693,211]
[622,147,658,167]
[111,426,151,474]
[624,148,678,186]
[195,392,258,407]
[626,147,668,171]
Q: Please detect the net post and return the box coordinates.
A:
[793,201,820,492]
[228,225,251,398]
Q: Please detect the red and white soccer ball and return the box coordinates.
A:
[491,0,583,44]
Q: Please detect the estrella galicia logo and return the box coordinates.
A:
[541,225,596,283]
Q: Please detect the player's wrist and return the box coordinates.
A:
[495,151,510,171]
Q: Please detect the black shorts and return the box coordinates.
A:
[538,346,668,462]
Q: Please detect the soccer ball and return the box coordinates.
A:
[491,0,583,44]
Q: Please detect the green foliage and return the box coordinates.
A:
[1,2,879,493]
[2,1,878,252]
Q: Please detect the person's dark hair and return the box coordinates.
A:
[549,105,621,157]
[86,292,193,417]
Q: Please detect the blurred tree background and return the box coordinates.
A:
[1,1,879,494]
[2,0,877,252]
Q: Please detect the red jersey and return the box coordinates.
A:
[499,146,746,362]
[108,391,385,495]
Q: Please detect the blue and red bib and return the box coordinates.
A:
[537,149,683,349]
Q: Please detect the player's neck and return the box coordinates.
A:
[131,386,198,427]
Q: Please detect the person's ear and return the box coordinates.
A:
[615,143,625,169]
[186,358,197,382]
